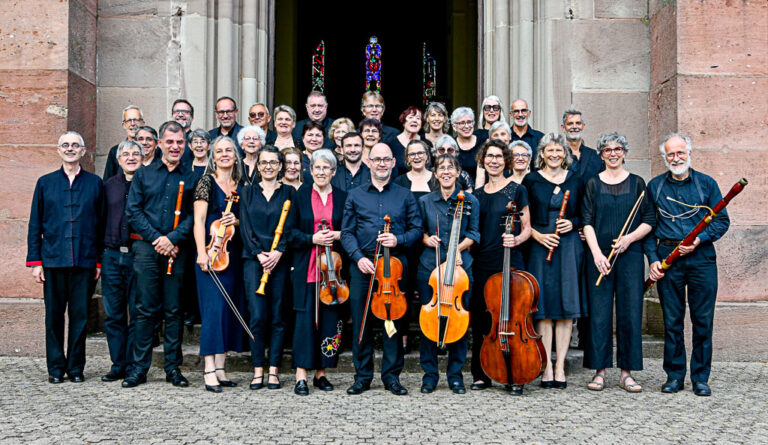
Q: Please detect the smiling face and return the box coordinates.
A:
[241,130,261,156]
[510,100,530,129]
[306,95,328,122]
[511,145,531,173]
[600,140,626,170]
[663,136,691,177]
[283,152,301,182]
[403,111,422,135]
[483,99,501,126]
[248,104,270,129]
[303,127,325,154]
[482,146,506,178]
[172,102,193,130]
[452,114,474,138]
[361,124,381,149]
[57,133,86,165]
[490,128,511,145]
[257,151,281,181]
[159,129,186,165]
[311,159,334,188]
[435,157,458,190]
[427,109,446,132]
[212,139,236,170]
[362,97,385,120]
[342,135,363,164]
[215,98,237,129]
[369,143,394,182]
[136,129,157,157]
[562,114,585,142]
[274,111,295,136]
[122,108,144,139]
[332,123,350,146]
[542,143,566,170]
[406,143,428,171]
[117,144,143,174]
[190,136,209,161]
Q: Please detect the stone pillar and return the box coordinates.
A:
[649,0,768,301]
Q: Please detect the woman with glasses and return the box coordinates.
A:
[281,147,304,190]
[523,133,586,390]
[451,107,487,188]
[240,145,294,391]
[287,149,347,395]
[300,121,327,183]
[388,106,424,175]
[476,95,505,140]
[433,135,475,192]
[192,136,246,393]
[271,105,301,149]
[238,125,265,185]
[188,129,210,179]
[582,133,654,393]
[469,139,532,394]
[423,102,450,149]
[509,141,533,184]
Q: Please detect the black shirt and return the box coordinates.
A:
[208,122,245,155]
[382,134,414,175]
[522,170,583,228]
[103,173,133,249]
[331,162,372,193]
[473,181,529,271]
[392,171,439,202]
[239,182,294,259]
[457,133,488,181]
[292,117,335,150]
[103,144,163,180]
[571,144,603,181]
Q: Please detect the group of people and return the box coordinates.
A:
[27,90,729,398]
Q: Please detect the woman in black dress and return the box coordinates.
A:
[450,107,486,186]
[240,146,294,391]
[288,149,347,395]
[523,133,586,389]
[470,139,531,394]
[582,133,654,392]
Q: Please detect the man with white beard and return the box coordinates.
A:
[560,109,602,181]
[644,133,730,397]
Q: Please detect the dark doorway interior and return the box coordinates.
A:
[274,0,477,129]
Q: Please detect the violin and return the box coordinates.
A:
[480,202,545,386]
[317,218,349,306]
[419,191,470,349]
[206,192,239,272]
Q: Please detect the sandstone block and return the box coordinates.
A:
[594,0,647,19]
[624,159,652,182]
[99,0,158,16]
[713,226,768,302]
[571,91,649,158]
[648,78,678,175]
[537,0,594,20]
[0,221,42,299]
[0,144,62,219]
[68,0,98,84]
[0,70,68,144]
[649,2,677,88]
[97,17,171,88]
[0,0,68,70]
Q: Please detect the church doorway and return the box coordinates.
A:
[273,0,478,129]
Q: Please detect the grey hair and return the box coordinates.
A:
[659,133,692,157]
[535,133,572,170]
[58,130,85,147]
[478,95,505,128]
[450,107,475,126]
[561,108,585,126]
[310,148,338,171]
[433,135,459,156]
[187,128,210,145]
[423,102,450,133]
[122,105,144,120]
[597,132,630,153]
[509,140,533,158]
[237,125,266,146]
[116,139,144,159]
[489,120,512,139]
[273,104,296,123]
[205,136,243,184]
[306,90,327,104]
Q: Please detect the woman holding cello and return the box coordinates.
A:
[523,133,586,389]
[416,153,479,394]
[287,149,348,395]
[470,139,532,394]
[240,145,294,391]
[192,136,246,392]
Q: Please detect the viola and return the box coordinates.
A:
[481,202,546,386]
[419,191,470,349]
[317,218,349,306]
[206,192,239,272]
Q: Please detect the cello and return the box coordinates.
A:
[317,217,349,305]
[419,191,471,349]
[206,191,239,272]
[481,202,546,386]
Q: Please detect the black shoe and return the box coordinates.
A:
[101,370,125,382]
[346,381,371,395]
[294,379,309,396]
[450,381,466,394]
[69,373,85,383]
[420,382,436,394]
[661,378,683,393]
[214,368,237,387]
[48,376,64,384]
[205,384,223,393]
[692,381,711,397]
[249,375,264,390]
[384,379,408,396]
[553,379,567,389]
[122,373,147,388]
[506,384,524,396]
[540,379,554,389]
[470,380,491,390]
[312,376,334,391]
[267,373,281,390]
[166,368,189,387]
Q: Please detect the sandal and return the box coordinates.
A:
[587,373,605,391]
[215,368,237,387]
[267,373,281,390]
[250,374,264,390]
[618,374,642,393]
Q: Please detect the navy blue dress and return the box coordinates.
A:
[194,175,246,355]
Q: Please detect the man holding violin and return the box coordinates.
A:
[341,142,422,395]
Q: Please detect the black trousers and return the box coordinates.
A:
[244,259,289,368]
[416,269,471,386]
[583,250,644,371]
[656,243,718,383]
[43,267,95,377]
[469,267,495,383]
[101,247,136,374]
[291,283,341,370]
[130,241,188,374]
[349,260,405,385]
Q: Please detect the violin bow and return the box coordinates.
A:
[207,263,255,342]
[358,232,382,344]
[596,190,645,286]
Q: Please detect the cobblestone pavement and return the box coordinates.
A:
[1,356,766,444]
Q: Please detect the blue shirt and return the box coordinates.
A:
[643,169,730,263]
[416,188,480,276]
[341,181,423,263]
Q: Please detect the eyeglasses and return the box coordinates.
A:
[123,118,143,124]
[119,151,143,158]
[408,151,427,158]
[512,153,531,159]
[190,139,207,146]
[216,109,236,115]
[455,120,473,128]
[249,111,266,118]
[364,104,384,110]
[665,151,688,160]
[602,147,625,155]
[242,136,261,142]
[59,143,82,149]
[361,128,380,134]
[436,165,457,172]
[436,147,457,154]
[258,160,280,167]
[369,157,393,165]
[484,154,505,161]
[511,109,529,115]
[483,105,501,112]
[172,109,191,115]
[312,166,333,173]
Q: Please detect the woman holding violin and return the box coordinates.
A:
[192,136,246,393]
[523,133,586,389]
[240,145,294,391]
[416,153,479,394]
[582,133,654,392]
[287,149,348,395]
[470,139,532,394]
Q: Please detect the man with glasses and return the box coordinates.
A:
[360,91,399,141]
[248,103,275,143]
[292,91,335,149]
[103,105,145,180]
[643,134,730,397]
[509,99,544,169]
[208,96,244,153]
[561,108,602,181]
[27,131,104,384]
[171,99,196,168]
[331,131,371,193]
[341,142,422,396]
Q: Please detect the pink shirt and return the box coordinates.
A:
[307,188,334,283]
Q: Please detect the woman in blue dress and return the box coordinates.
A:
[193,136,246,393]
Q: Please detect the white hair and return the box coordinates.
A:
[58,131,85,147]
